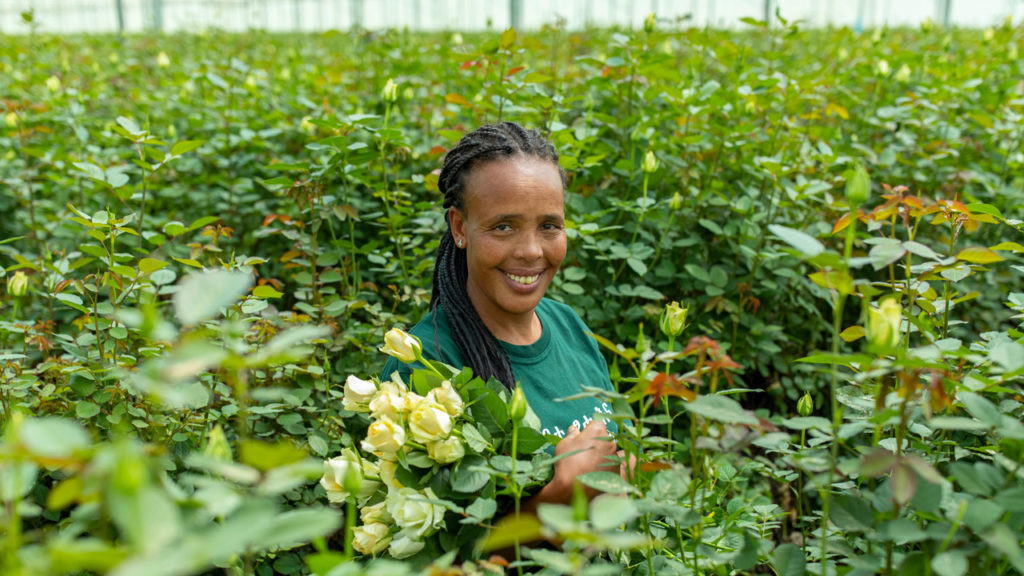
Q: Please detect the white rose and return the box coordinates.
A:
[427,380,464,417]
[385,487,446,539]
[319,449,379,504]
[361,416,406,455]
[407,398,453,443]
[388,530,424,559]
[401,391,425,415]
[352,522,392,556]
[426,436,465,464]
[342,375,377,412]
[360,501,392,525]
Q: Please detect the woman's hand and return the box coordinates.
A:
[520,421,618,514]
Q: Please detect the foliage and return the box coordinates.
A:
[1,11,1023,576]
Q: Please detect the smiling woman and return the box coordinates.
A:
[381,122,622,507]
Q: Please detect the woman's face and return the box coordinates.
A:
[449,156,566,334]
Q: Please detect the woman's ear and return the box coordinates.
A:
[448,207,467,246]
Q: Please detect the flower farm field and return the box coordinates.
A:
[1,16,1024,576]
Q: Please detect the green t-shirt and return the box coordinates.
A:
[381,298,616,440]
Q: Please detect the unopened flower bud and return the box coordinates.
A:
[644,12,656,34]
[642,150,659,174]
[868,298,902,350]
[797,393,813,417]
[669,191,683,211]
[46,75,61,92]
[382,78,399,103]
[5,112,17,127]
[157,51,171,67]
[844,162,870,208]
[660,301,688,337]
[874,59,890,77]
[7,271,28,297]
[509,386,528,424]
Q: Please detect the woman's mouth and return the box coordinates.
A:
[505,272,541,285]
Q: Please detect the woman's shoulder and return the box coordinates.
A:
[380,305,462,380]
[537,297,589,328]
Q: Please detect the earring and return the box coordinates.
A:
[457,239,464,248]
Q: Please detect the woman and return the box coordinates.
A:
[381,122,620,507]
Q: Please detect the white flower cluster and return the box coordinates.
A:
[320,339,469,559]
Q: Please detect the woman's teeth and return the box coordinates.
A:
[506,272,539,284]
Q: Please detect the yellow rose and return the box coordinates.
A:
[407,397,453,443]
[385,487,446,539]
[377,459,402,488]
[352,522,392,556]
[360,501,392,525]
[380,328,421,363]
[426,436,465,464]
[343,375,377,412]
[427,380,464,417]
[370,388,407,421]
[157,51,170,67]
[361,416,406,455]
[46,75,61,92]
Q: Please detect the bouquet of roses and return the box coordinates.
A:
[317,328,554,561]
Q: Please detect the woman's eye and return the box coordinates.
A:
[495,224,512,232]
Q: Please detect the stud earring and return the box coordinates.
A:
[457,239,464,248]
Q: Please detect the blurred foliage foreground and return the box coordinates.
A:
[1,12,1024,576]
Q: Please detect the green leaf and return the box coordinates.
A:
[138,258,169,274]
[499,26,517,48]
[890,462,918,505]
[963,499,1003,533]
[20,417,91,458]
[250,508,341,550]
[958,392,1002,427]
[173,269,252,326]
[931,550,968,576]
[451,455,490,493]
[831,494,875,532]
[771,543,806,576]
[589,493,637,530]
[682,394,758,426]
[577,471,639,495]
[76,401,101,419]
[464,498,497,523]
[868,238,907,270]
[252,285,284,299]
[238,440,307,472]
[480,514,543,552]
[170,140,203,156]
[768,224,824,257]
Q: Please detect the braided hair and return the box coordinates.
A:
[431,122,567,390]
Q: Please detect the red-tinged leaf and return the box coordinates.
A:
[832,212,853,234]
[639,461,673,472]
[859,448,897,477]
[280,250,302,263]
[445,93,471,106]
[505,66,525,77]
[902,454,945,485]
[956,246,1003,264]
[460,60,475,70]
[891,462,918,505]
[427,145,447,156]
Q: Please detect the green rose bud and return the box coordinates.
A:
[660,301,688,337]
[509,386,528,424]
[669,191,683,211]
[7,271,28,297]
[797,393,813,417]
[642,150,659,174]
[844,162,870,208]
[644,12,656,34]
[381,78,398,103]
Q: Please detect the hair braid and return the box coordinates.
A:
[430,122,565,390]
